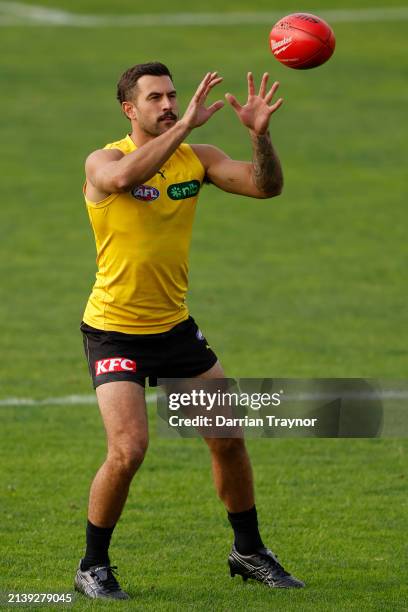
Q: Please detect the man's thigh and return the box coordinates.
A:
[96,381,148,452]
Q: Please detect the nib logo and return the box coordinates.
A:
[95,357,137,376]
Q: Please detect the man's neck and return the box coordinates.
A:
[128,128,154,148]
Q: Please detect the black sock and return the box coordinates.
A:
[80,520,116,571]
[228,505,264,555]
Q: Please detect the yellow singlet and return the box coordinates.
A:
[83,134,205,333]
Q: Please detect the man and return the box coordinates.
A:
[75,62,304,600]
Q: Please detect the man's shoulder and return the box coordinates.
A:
[103,134,133,154]
[85,136,128,171]
[85,147,123,170]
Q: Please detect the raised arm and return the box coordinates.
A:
[85,72,224,202]
[85,121,190,200]
[192,72,284,199]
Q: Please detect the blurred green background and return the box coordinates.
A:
[0,1,407,610]
[1,0,407,398]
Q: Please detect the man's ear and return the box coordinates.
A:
[122,101,136,120]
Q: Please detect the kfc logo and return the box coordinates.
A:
[95,357,137,376]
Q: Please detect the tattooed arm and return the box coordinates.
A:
[250,130,283,196]
[192,72,284,199]
[192,134,283,199]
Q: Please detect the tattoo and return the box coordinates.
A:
[251,132,283,196]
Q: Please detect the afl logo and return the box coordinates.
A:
[131,185,160,202]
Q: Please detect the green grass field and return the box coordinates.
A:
[1,0,407,609]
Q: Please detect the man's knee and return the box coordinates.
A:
[108,438,148,477]
[206,437,246,457]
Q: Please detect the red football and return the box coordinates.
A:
[269,13,336,70]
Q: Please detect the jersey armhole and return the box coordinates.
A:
[187,144,207,181]
[83,181,120,208]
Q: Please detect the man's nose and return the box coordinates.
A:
[162,96,174,109]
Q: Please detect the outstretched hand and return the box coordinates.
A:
[225,72,283,135]
[182,72,224,130]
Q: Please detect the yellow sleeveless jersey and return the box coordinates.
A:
[83,134,205,333]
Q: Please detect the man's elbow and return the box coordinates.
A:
[112,169,150,193]
[111,174,132,193]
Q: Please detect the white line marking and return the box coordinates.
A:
[0,394,96,406]
[0,392,158,406]
[0,390,406,407]
[1,3,408,27]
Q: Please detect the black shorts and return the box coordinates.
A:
[80,316,218,389]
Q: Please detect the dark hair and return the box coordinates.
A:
[116,62,173,104]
